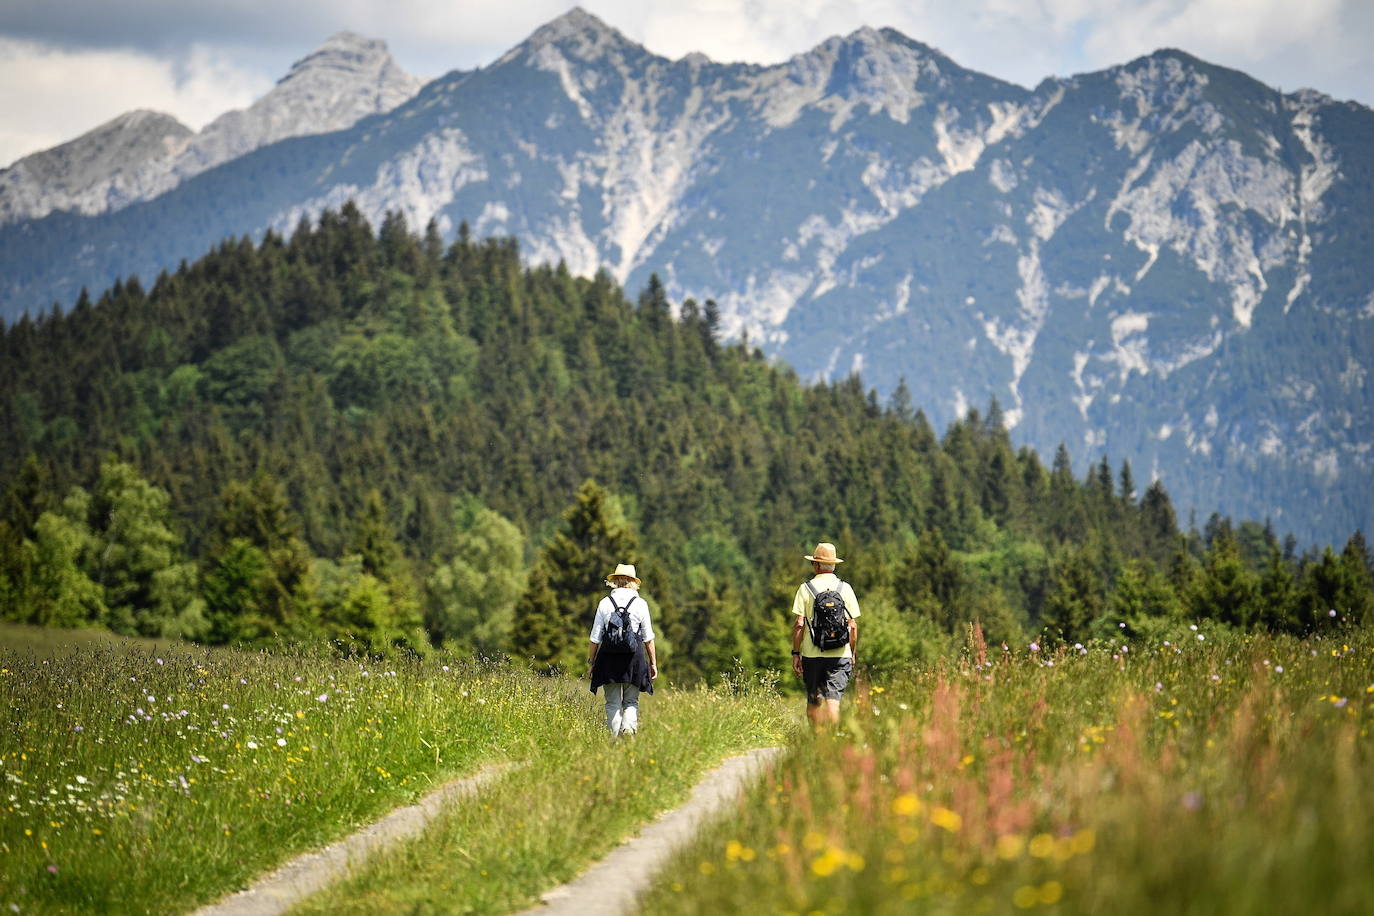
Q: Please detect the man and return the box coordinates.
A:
[790,542,860,727]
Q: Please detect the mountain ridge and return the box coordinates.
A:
[0,9,1370,546]
[0,31,421,226]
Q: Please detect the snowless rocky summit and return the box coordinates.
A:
[0,32,421,225]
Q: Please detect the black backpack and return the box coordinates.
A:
[601,594,642,655]
[804,580,851,651]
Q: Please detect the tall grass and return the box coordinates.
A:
[648,626,1374,915]
[293,679,793,914]
[0,627,616,913]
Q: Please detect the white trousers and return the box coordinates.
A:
[603,683,640,736]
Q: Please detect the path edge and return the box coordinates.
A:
[522,746,785,916]
[191,761,519,916]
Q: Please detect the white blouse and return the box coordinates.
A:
[589,587,655,644]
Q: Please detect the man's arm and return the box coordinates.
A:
[791,615,805,677]
[848,619,858,664]
[587,640,598,676]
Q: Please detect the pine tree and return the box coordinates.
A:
[511,481,639,672]
[1041,544,1103,643]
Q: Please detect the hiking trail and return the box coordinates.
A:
[193,747,782,916]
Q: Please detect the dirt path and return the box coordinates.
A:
[192,762,518,916]
[520,746,784,916]
[192,746,783,916]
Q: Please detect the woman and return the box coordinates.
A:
[588,563,658,736]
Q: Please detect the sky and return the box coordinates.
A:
[1,0,1370,169]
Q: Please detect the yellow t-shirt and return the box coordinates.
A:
[791,572,860,659]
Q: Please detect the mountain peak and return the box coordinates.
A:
[503,7,637,64]
[529,7,619,42]
[277,31,409,87]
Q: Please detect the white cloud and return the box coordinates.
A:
[0,37,269,167]
[1078,0,1345,71]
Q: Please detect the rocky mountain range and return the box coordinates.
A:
[0,32,420,225]
[1,8,1371,546]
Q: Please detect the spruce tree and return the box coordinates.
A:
[511,481,638,672]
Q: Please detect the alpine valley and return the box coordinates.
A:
[2,8,1371,545]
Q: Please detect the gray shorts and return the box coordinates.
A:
[802,656,852,705]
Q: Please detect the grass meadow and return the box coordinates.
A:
[4,622,1372,915]
[650,624,1374,915]
[0,624,790,914]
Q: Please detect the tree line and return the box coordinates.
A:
[1,204,1370,678]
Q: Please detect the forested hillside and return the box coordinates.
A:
[1,204,1370,677]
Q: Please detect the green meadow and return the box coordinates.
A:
[3,623,1371,915]
[0,624,789,914]
[652,625,1374,915]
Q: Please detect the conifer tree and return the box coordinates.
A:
[203,474,317,645]
[1041,544,1103,643]
[511,481,639,672]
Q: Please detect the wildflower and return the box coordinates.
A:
[1275,666,1284,673]
[277,738,287,747]
[1329,609,1337,618]
[996,835,1026,860]
[1118,622,1126,629]
[1190,624,1198,631]
[1333,697,1348,709]
[930,807,962,832]
[246,741,258,750]
[47,864,58,875]
[156,658,164,666]
[892,794,922,816]
[316,694,329,703]
[442,665,450,672]
[1038,881,1064,905]
[1069,828,1095,854]
[1029,642,1040,652]
[1074,643,1083,651]
[1197,634,1205,642]
[75,776,87,785]
[135,708,144,717]
[1155,682,1163,692]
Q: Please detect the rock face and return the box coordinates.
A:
[2,9,1371,545]
[0,110,193,225]
[0,32,421,225]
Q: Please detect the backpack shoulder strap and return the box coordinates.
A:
[803,581,818,598]
[608,594,625,614]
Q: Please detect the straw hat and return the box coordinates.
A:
[605,563,641,586]
[804,542,844,564]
